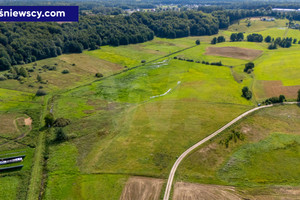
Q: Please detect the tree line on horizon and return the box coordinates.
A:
[2,7,300,71]
[0,10,224,71]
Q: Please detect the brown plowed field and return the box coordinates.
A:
[173,182,300,200]
[120,177,164,200]
[205,46,263,60]
[263,80,300,98]
[172,182,242,200]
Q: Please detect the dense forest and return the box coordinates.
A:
[0,15,154,71]
[132,11,220,38]
[1,0,300,70]
[0,11,222,70]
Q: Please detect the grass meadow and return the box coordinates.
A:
[2,17,300,200]
[177,105,300,187]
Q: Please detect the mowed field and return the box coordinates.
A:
[2,17,300,200]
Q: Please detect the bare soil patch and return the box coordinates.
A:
[204,47,263,60]
[24,118,32,126]
[120,177,164,200]
[173,182,242,200]
[263,80,300,98]
[173,182,300,200]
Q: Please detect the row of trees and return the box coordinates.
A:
[229,32,298,49]
[211,36,226,44]
[230,33,244,42]
[247,33,263,42]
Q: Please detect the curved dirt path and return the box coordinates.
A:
[163,102,298,200]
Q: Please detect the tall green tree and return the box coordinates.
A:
[211,37,217,44]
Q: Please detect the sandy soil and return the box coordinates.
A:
[173,182,242,200]
[120,177,164,200]
[24,117,32,126]
[204,46,263,60]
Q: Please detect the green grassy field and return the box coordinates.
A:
[177,105,300,187]
[2,16,300,200]
[0,53,123,93]
[84,37,197,68]
[226,18,288,34]
[254,45,300,86]
[219,133,300,186]
[0,148,35,200]
[38,19,300,199]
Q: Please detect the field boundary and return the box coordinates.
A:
[163,102,298,200]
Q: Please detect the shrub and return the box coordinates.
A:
[61,69,69,74]
[95,73,103,78]
[195,39,200,45]
[48,66,56,71]
[0,75,7,81]
[4,73,14,79]
[217,36,226,43]
[37,74,42,82]
[268,43,277,50]
[55,128,68,142]
[263,95,286,104]
[53,118,71,127]
[141,60,146,63]
[36,89,47,96]
[244,62,255,72]
[44,113,54,127]
[211,61,223,66]
[279,95,286,102]
[247,33,263,42]
[265,35,272,43]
